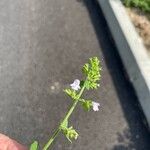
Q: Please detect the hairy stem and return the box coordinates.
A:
[43,128,61,150]
[42,84,85,150]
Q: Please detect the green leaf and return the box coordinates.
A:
[30,141,38,150]
[123,0,150,12]
[82,57,101,90]
[62,126,79,143]
[84,80,90,90]
[82,63,89,75]
[80,80,85,88]
[81,100,93,111]
[64,89,78,100]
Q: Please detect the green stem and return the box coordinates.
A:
[42,85,86,150]
[43,128,61,150]
[63,85,85,121]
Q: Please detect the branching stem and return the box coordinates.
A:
[43,84,86,150]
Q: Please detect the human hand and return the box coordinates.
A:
[0,134,27,150]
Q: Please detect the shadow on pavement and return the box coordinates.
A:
[77,0,150,149]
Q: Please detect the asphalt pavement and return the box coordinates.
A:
[0,0,150,149]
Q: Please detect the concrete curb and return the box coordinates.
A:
[97,0,150,127]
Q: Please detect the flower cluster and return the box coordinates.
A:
[61,126,79,142]
[63,57,101,142]
[30,57,102,150]
[83,57,101,90]
[69,80,100,112]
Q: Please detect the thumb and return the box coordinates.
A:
[0,134,27,150]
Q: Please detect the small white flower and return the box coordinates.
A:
[70,79,81,91]
[92,101,100,111]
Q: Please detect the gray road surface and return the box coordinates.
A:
[0,0,150,149]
